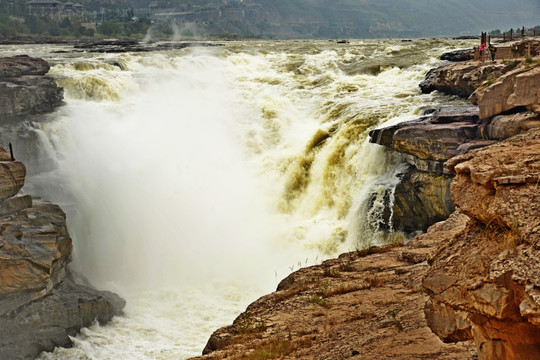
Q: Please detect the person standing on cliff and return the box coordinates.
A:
[479,42,486,62]
[489,44,497,63]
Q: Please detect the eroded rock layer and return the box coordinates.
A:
[423,128,540,360]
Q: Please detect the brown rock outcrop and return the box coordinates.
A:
[470,65,540,120]
[368,105,494,232]
[369,105,488,164]
[193,224,477,360]
[423,128,540,360]
[420,61,520,98]
[0,55,63,118]
[0,141,125,359]
[0,200,70,315]
[0,55,50,78]
[480,112,540,140]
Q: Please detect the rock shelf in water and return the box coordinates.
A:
[0,55,64,119]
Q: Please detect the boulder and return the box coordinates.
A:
[440,49,473,62]
[0,55,63,118]
[471,66,540,120]
[0,200,72,315]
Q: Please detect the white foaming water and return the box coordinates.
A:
[26,39,473,359]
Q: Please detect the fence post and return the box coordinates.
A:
[8,143,14,161]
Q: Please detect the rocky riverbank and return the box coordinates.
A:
[0,55,125,360]
[194,56,540,359]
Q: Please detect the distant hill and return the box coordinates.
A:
[141,0,539,38]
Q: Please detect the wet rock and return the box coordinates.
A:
[430,105,479,124]
[0,142,125,359]
[368,100,537,234]
[0,55,63,119]
[0,194,32,215]
[479,112,540,140]
[369,105,484,163]
[0,55,50,78]
[69,40,224,53]
[392,122,479,161]
[74,39,139,48]
[0,270,125,360]
[392,167,455,232]
[440,49,473,62]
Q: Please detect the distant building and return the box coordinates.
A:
[26,0,62,16]
[26,0,85,16]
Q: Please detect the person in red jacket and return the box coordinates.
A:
[479,42,486,62]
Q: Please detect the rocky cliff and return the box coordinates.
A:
[195,57,540,359]
[370,60,540,233]
[0,56,124,360]
[0,55,63,119]
[423,128,540,360]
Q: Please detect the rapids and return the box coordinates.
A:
[2,38,473,359]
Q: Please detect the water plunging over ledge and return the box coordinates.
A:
[1,39,474,359]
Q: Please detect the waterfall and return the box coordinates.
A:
[24,39,475,359]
